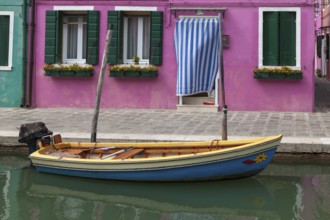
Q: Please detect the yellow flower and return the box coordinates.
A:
[254,153,267,163]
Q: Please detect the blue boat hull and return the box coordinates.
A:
[34,147,277,181]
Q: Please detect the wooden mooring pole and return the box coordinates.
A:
[91,26,113,142]
[218,13,228,140]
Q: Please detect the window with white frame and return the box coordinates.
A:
[123,16,150,64]
[108,8,163,66]
[45,6,99,65]
[0,12,14,70]
[258,8,301,69]
[62,14,87,63]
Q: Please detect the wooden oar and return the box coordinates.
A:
[101,147,133,160]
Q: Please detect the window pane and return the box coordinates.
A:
[0,16,9,66]
[63,15,87,61]
[127,17,138,59]
[68,16,78,23]
[142,17,150,59]
[67,23,78,59]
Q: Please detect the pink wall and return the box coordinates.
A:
[33,0,315,112]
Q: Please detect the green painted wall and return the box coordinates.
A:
[0,0,27,107]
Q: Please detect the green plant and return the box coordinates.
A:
[132,56,140,64]
[109,65,159,72]
[253,66,302,74]
[43,63,94,72]
[315,68,322,77]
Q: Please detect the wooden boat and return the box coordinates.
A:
[27,25,282,182]
[29,134,282,181]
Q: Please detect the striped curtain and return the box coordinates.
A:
[174,17,220,96]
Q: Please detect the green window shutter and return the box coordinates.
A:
[87,11,100,65]
[317,35,324,58]
[44,11,62,64]
[263,12,279,66]
[107,11,123,64]
[150,11,163,65]
[0,15,9,66]
[56,12,63,63]
[279,12,296,66]
[45,11,57,64]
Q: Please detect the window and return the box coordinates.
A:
[259,8,301,68]
[0,12,14,70]
[108,10,163,66]
[123,16,150,64]
[44,10,99,65]
[62,15,87,63]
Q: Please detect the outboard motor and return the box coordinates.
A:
[18,122,52,153]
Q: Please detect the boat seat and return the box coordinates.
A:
[114,148,144,160]
[64,149,90,155]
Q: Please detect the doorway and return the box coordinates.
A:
[174,17,220,112]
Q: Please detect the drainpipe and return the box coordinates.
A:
[20,0,27,107]
[26,0,35,108]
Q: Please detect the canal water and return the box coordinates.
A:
[1,155,330,220]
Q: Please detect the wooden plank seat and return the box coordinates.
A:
[144,148,216,154]
[63,149,91,155]
[113,148,145,160]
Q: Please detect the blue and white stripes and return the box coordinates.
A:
[174,17,220,96]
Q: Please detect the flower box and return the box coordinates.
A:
[45,70,93,77]
[109,71,125,78]
[45,70,60,77]
[59,71,75,77]
[43,64,94,77]
[109,64,159,78]
[75,71,93,77]
[253,67,303,80]
[141,71,158,78]
[125,71,141,77]
[288,73,303,79]
[254,72,303,80]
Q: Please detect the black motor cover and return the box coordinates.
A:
[18,122,52,145]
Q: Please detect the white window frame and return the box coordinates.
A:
[123,16,150,65]
[115,6,157,12]
[0,12,14,71]
[54,6,94,11]
[53,6,93,64]
[258,7,301,69]
[115,6,156,65]
[62,15,87,64]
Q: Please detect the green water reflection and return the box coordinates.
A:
[1,155,330,220]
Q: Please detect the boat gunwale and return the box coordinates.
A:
[31,146,278,173]
[29,135,282,165]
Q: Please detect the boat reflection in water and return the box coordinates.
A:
[2,160,330,220]
[18,168,279,220]
[3,155,330,220]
